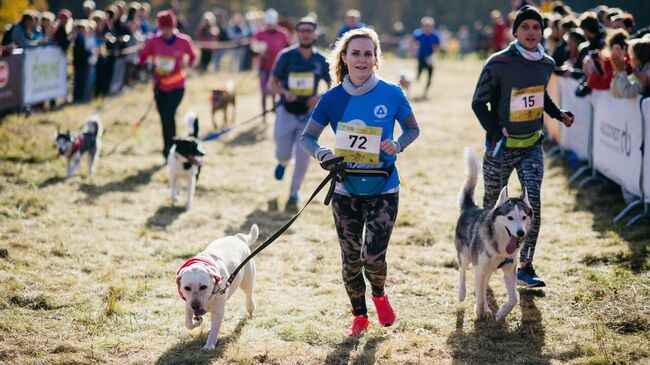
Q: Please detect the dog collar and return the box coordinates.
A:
[176,258,222,301]
[498,258,514,268]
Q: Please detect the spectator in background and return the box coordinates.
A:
[558,29,586,79]
[10,11,41,49]
[213,9,230,71]
[411,16,440,98]
[73,20,96,103]
[578,12,606,78]
[139,2,152,37]
[169,0,189,34]
[457,25,472,58]
[586,29,630,92]
[337,9,365,39]
[611,13,635,36]
[54,9,72,53]
[40,12,56,45]
[195,11,219,72]
[252,8,291,115]
[471,21,489,57]
[227,12,251,72]
[551,17,576,68]
[611,36,650,98]
[83,1,96,19]
[489,10,507,52]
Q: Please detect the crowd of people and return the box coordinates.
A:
[1,1,648,337]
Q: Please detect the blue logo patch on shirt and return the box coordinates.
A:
[374,105,387,119]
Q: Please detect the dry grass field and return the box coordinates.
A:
[0,56,648,365]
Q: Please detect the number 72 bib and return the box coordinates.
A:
[509,85,544,122]
[334,122,382,164]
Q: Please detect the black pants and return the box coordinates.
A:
[73,65,90,103]
[154,88,184,158]
[417,57,434,90]
[199,49,212,71]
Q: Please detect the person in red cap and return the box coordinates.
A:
[54,9,72,52]
[139,10,196,160]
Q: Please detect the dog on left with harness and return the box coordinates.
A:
[54,115,103,178]
[168,111,205,210]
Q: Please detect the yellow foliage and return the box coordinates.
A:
[0,0,30,30]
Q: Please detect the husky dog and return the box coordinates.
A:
[168,111,205,210]
[454,149,533,320]
[54,115,103,178]
[176,224,259,349]
[398,71,412,96]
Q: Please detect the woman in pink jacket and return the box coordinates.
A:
[139,10,196,159]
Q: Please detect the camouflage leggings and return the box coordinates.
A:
[483,142,544,264]
[331,192,399,316]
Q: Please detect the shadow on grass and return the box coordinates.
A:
[38,176,67,188]
[224,198,294,240]
[323,334,386,365]
[155,317,248,365]
[551,159,650,273]
[222,122,267,147]
[146,205,185,228]
[78,164,162,202]
[446,287,555,365]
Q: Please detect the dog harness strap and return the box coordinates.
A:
[176,258,222,301]
[498,258,514,268]
[219,170,337,294]
[70,136,83,155]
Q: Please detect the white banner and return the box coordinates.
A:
[641,98,650,203]
[23,46,67,105]
[591,90,643,197]
[557,76,592,161]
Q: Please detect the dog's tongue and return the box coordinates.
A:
[194,308,206,316]
[506,236,518,254]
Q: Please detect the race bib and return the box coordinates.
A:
[334,122,382,164]
[288,72,315,96]
[510,85,544,122]
[155,56,176,75]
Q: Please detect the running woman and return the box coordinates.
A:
[471,6,574,288]
[411,16,440,98]
[268,17,331,206]
[301,27,420,335]
[139,10,196,159]
[252,9,291,115]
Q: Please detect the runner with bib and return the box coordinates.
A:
[301,27,420,336]
[268,17,331,206]
[139,10,196,159]
[471,6,574,288]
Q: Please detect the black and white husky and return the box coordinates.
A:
[454,149,533,321]
[54,115,103,178]
[168,111,205,210]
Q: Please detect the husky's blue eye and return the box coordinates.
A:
[507,216,513,220]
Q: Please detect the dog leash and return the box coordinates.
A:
[215,157,345,295]
[132,98,155,131]
[202,107,274,142]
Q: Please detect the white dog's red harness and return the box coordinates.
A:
[176,258,222,301]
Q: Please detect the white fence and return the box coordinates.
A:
[23,46,68,105]
[552,75,649,225]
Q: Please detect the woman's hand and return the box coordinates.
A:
[320,153,344,171]
[610,45,627,73]
[380,139,399,155]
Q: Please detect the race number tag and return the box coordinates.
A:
[288,72,315,96]
[509,85,544,122]
[334,122,382,164]
[155,56,176,75]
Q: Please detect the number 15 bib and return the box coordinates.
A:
[510,85,544,122]
[334,122,382,164]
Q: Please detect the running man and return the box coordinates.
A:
[267,17,331,206]
[411,16,440,98]
[471,6,574,288]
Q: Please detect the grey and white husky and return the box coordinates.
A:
[54,115,103,178]
[454,149,533,321]
[168,111,205,210]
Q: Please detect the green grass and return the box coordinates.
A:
[0,59,648,364]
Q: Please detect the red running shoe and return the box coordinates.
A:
[372,294,396,326]
[346,314,370,336]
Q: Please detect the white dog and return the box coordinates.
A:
[176,224,259,349]
[168,111,204,210]
[454,149,533,320]
[54,115,103,178]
